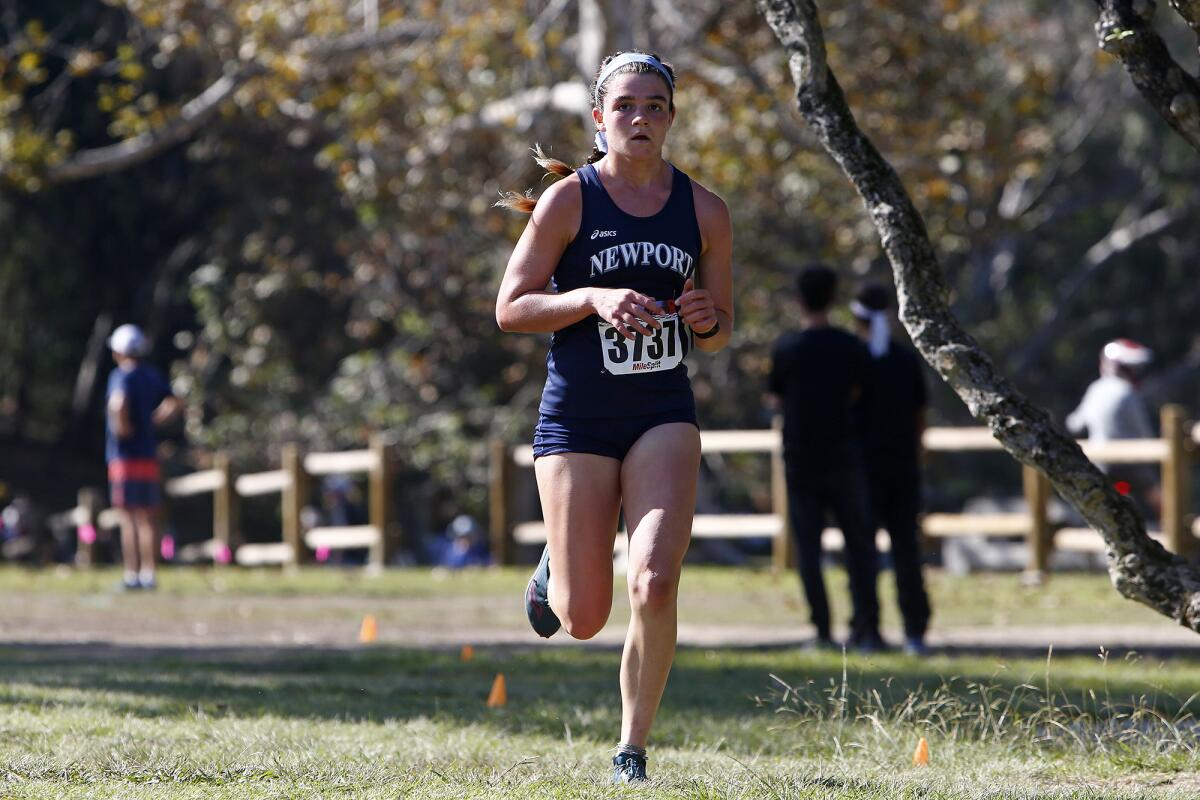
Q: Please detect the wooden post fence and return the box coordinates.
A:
[1021,465,1051,580]
[281,444,307,566]
[231,463,293,566]
[368,433,397,570]
[489,438,513,566]
[1161,404,1192,558]
[212,451,237,563]
[770,415,792,572]
[53,417,1196,572]
[227,441,393,569]
[53,434,397,571]
[491,419,1199,571]
[163,463,230,562]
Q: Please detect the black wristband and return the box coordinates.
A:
[693,321,721,339]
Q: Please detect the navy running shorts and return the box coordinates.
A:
[532,407,699,461]
[108,457,162,509]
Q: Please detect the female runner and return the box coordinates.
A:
[495,50,732,783]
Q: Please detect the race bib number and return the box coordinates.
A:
[598,313,689,375]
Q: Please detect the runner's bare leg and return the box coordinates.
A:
[617,422,700,746]
[534,453,622,639]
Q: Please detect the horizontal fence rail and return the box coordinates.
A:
[50,409,1195,575]
[234,470,291,497]
[491,405,1196,576]
[164,469,225,497]
[59,436,397,571]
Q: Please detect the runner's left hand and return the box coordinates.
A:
[677,278,718,335]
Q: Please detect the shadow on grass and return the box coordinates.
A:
[2,640,1200,752]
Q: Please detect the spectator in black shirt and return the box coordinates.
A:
[851,283,932,655]
[768,266,883,652]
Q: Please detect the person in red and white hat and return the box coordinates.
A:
[1067,339,1160,513]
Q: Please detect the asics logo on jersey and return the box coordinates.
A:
[591,229,618,239]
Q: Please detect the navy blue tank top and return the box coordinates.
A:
[539,163,701,418]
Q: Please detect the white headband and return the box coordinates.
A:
[594,53,674,107]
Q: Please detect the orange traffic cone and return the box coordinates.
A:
[460,644,475,662]
[486,673,507,708]
[912,736,930,766]
[358,614,378,643]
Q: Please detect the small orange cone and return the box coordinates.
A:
[358,614,378,643]
[912,736,930,766]
[486,673,507,708]
[460,644,474,662]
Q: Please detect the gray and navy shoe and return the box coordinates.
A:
[612,751,648,783]
[525,545,560,638]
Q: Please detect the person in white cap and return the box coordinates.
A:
[1067,339,1160,513]
[105,324,181,590]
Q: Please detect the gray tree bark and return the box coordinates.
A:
[1090,0,1200,153]
[756,0,1200,633]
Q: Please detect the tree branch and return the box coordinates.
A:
[1009,200,1182,373]
[1167,0,1200,53]
[1092,0,1200,152]
[450,81,592,133]
[758,0,1200,631]
[18,21,436,186]
[44,67,257,183]
[997,48,1109,221]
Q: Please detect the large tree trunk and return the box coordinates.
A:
[756,0,1200,633]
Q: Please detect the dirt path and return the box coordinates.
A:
[3,589,1199,655]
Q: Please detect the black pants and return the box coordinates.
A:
[867,460,931,640]
[785,454,879,641]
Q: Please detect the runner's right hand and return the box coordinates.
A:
[588,288,664,340]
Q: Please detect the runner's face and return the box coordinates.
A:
[593,72,674,157]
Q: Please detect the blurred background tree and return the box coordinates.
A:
[1,0,1197,533]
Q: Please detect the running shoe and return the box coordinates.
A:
[525,545,560,638]
[612,751,648,783]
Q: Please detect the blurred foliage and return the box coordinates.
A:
[1,0,1198,527]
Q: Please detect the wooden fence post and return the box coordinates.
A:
[770,416,793,572]
[1022,464,1051,581]
[489,438,513,566]
[282,444,308,565]
[1161,404,1192,558]
[212,451,237,564]
[368,433,397,570]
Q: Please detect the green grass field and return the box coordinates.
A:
[1,566,1199,798]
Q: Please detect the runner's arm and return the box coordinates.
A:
[684,183,732,352]
[496,177,663,338]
